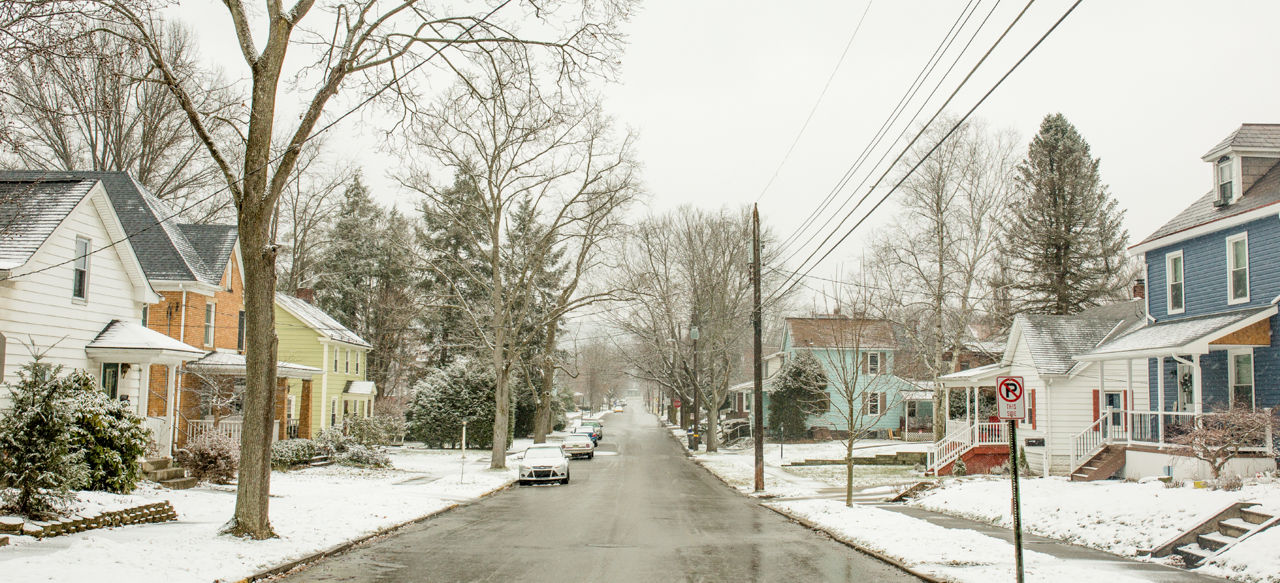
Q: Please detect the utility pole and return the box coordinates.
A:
[752,204,765,492]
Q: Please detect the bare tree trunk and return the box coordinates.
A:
[532,324,559,443]
[845,439,855,507]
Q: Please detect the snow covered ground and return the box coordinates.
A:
[687,437,1280,583]
[0,447,516,583]
[913,475,1280,582]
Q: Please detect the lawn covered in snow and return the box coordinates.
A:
[0,447,516,583]
[913,477,1280,556]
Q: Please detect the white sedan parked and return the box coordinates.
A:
[518,444,571,485]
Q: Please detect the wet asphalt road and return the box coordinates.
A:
[282,404,920,583]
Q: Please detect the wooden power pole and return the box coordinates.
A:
[752,204,765,492]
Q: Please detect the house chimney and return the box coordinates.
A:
[1132,278,1145,300]
[295,288,315,304]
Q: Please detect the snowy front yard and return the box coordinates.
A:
[913,476,1280,582]
[0,447,516,583]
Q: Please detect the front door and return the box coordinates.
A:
[1104,391,1124,435]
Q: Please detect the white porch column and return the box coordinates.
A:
[1157,357,1166,445]
[1192,354,1203,415]
[1126,358,1134,445]
[138,363,151,418]
[964,386,971,426]
[164,363,178,456]
[1043,378,1052,477]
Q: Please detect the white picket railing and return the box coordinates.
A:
[188,418,243,444]
[926,422,1007,472]
[1069,416,1107,471]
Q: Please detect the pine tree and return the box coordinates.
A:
[0,359,83,519]
[1003,113,1128,315]
[768,352,829,440]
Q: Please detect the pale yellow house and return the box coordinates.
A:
[275,290,375,438]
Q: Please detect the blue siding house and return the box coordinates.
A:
[1077,123,1280,480]
[776,316,929,440]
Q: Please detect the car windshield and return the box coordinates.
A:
[524,447,563,460]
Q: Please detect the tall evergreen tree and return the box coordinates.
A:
[1003,113,1128,315]
[768,352,829,440]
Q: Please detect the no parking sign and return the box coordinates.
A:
[996,376,1025,421]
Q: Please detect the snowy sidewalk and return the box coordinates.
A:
[0,448,516,583]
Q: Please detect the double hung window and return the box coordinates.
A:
[1166,252,1184,314]
[1227,234,1249,303]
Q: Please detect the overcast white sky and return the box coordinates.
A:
[178,0,1280,287]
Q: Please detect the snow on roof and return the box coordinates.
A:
[939,362,1009,383]
[1077,305,1276,360]
[344,380,376,395]
[1012,314,1126,376]
[900,390,935,401]
[275,293,371,348]
[186,350,321,379]
[0,178,98,270]
[87,320,205,355]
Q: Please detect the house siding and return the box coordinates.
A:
[1146,216,1280,321]
[0,190,147,405]
[275,302,371,437]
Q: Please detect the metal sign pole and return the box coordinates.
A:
[1009,419,1024,583]
[461,420,468,483]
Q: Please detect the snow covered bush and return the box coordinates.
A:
[66,371,149,493]
[177,433,239,484]
[346,414,403,446]
[336,443,390,468]
[0,359,83,519]
[952,459,968,476]
[271,439,316,470]
[406,358,500,448]
[315,427,354,457]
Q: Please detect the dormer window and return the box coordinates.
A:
[1217,156,1233,203]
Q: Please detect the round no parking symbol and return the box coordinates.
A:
[996,376,1025,420]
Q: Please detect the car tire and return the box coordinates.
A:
[562,473,570,485]
[518,480,527,486]
[588,453,594,459]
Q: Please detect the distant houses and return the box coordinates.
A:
[0,170,369,469]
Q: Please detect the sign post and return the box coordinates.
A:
[996,376,1026,583]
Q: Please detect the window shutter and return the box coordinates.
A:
[878,392,886,414]
[862,392,869,415]
[1092,391,1100,421]
[860,353,868,374]
[1030,389,1037,430]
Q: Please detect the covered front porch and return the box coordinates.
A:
[181,350,321,450]
[930,363,1012,472]
[85,320,206,457]
[1073,305,1278,477]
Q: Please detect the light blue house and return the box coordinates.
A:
[776,315,929,440]
[1075,123,1280,480]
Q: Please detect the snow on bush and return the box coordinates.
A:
[271,438,317,470]
[406,358,499,448]
[336,443,391,468]
[66,373,149,493]
[346,414,404,446]
[0,360,84,518]
[176,433,239,484]
[314,427,352,457]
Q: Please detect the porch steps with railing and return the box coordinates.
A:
[1147,502,1278,568]
[141,457,197,490]
[925,422,1009,476]
[1069,445,1126,482]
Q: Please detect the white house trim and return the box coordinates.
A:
[1166,250,1185,315]
[1130,202,1280,255]
[1226,232,1250,305]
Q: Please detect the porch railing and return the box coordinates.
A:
[286,418,300,439]
[188,418,243,445]
[926,421,1007,471]
[1088,410,1273,455]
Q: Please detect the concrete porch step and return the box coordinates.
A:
[145,467,187,482]
[1196,531,1236,552]
[160,476,198,490]
[1175,543,1212,566]
[1241,507,1273,525]
[141,457,171,473]
[1220,517,1255,538]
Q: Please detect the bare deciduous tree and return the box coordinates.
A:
[404,54,638,467]
[1172,406,1278,480]
[273,140,353,292]
[0,23,240,220]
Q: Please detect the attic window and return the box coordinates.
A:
[1217,157,1233,203]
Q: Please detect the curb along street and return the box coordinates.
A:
[657,416,938,583]
[238,480,516,583]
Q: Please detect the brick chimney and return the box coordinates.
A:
[295,288,315,304]
[1132,278,1145,300]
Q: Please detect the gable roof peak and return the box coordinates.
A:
[1203,123,1280,160]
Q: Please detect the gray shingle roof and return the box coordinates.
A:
[1203,124,1280,157]
[1080,305,1274,359]
[0,171,234,285]
[1134,159,1280,248]
[276,292,371,348]
[179,224,238,278]
[1014,314,1124,376]
[0,178,98,270]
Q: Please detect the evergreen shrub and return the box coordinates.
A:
[0,360,83,519]
[66,372,149,493]
[271,439,316,470]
